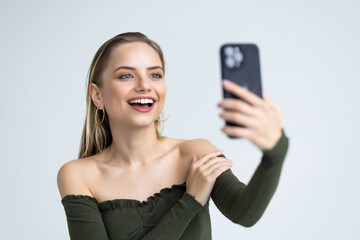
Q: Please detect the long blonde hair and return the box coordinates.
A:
[78,32,166,159]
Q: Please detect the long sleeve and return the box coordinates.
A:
[61,195,109,240]
[140,192,203,240]
[211,128,290,227]
[61,192,203,240]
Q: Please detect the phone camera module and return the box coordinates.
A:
[224,46,244,69]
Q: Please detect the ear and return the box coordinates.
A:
[89,83,104,108]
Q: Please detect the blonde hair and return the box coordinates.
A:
[78,32,166,159]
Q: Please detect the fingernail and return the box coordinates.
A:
[223,79,231,86]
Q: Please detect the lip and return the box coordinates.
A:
[127,96,157,113]
[128,101,156,112]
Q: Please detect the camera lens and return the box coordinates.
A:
[234,52,243,62]
[225,57,235,68]
[224,46,234,56]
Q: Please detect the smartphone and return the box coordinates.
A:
[220,43,263,138]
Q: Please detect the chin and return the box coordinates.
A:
[130,118,157,127]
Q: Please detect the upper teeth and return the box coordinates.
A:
[129,99,154,104]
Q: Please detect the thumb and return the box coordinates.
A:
[192,155,197,162]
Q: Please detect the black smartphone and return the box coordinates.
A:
[220,43,263,138]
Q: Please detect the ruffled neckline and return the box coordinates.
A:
[61,181,187,210]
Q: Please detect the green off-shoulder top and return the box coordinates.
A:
[61,129,289,240]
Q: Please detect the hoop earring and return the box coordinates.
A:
[95,107,105,125]
[156,103,171,122]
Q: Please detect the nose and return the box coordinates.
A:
[135,75,151,92]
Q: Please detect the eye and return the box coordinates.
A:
[119,74,132,79]
[151,73,163,78]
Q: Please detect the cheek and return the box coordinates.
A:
[160,88,166,99]
[154,84,166,112]
[104,83,129,109]
[157,83,166,99]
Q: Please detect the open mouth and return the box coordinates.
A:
[127,97,157,110]
[128,102,154,108]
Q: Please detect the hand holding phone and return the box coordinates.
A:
[218,43,284,149]
[219,43,263,138]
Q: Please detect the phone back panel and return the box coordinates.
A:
[220,43,262,134]
[220,43,262,100]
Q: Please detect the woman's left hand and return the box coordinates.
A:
[218,79,283,151]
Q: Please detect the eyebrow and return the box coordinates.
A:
[113,65,163,73]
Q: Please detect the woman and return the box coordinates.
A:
[58,32,289,240]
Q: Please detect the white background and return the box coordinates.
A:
[1,0,359,239]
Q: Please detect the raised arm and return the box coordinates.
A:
[145,129,289,238]
[211,128,289,227]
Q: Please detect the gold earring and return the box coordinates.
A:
[95,107,105,125]
[156,103,171,122]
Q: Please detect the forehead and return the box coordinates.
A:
[107,42,162,68]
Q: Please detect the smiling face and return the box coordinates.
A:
[93,42,166,128]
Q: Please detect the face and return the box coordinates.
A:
[91,42,166,127]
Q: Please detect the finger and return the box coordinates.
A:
[217,99,259,117]
[221,126,253,139]
[263,92,272,107]
[263,93,281,112]
[194,150,224,167]
[208,164,231,179]
[200,156,231,172]
[219,111,258,128]
[202,158,232,176]
[263,91,274,107]
[222,79,263,107]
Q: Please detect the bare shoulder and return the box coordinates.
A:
[57,158,94,199]
[178,137,220,159]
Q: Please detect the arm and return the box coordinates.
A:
[61,189,202,240]
[61,195,109,239]
[140,192,203,240]
[145,128,289,238]
[211,128,289,227]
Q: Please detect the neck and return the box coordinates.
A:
[103,120,166,167]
